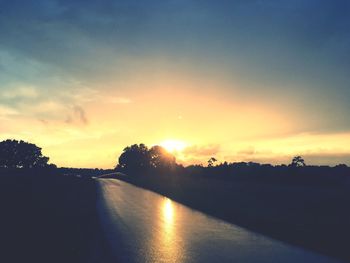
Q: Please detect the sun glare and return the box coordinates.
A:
[160,139,187,153]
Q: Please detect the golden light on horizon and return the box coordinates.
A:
[3,83,350,168]
[160,139,187,153]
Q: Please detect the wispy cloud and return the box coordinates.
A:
[1,86,39,99]
[64,105,89,125]
[237,146,256,156]
[73,105,88,125]
[0,105,18,117]
[183,144,220,157]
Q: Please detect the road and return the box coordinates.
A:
[97,178,342,263]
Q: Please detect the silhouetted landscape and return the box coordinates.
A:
[0,141,111,262]
[0,140,349,262]
[114,144,350,262]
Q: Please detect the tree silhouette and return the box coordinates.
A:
[116,144,178,174]
[208,157,217,167]
[149,145,176,169]
[290,156,306,167]
[0,139,51,168]
[117,144,151,173]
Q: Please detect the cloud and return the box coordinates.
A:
[227,152,350,167]
[65,105,88,125]
[0,1,350,168]
[73,105,88,125]
[237,146,256,156]
[1,86,39,99]
[32,101,66,113]
[0,105,19,117]
[183,144,220,157]
[38,119,49,125]
[302,152,350,166]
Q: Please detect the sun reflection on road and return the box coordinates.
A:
[163,198,174,226]
[145,196,186,262]
[155,197,185,262]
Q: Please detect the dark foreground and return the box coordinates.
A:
[0,169,112,263]
[1,168,349,262]
[98,178,340,263]
[117,171,350,263]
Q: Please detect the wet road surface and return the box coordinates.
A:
[97,178,342,263]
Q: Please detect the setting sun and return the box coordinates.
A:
[160,140,187,153]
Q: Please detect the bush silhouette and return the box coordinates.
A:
[0,139,51,168]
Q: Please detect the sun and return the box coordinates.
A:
[160,139,187,153]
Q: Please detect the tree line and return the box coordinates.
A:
[0,140,348,175]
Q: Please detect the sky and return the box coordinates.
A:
[0,0,350,168]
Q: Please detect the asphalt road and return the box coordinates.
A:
[97,178,342,263]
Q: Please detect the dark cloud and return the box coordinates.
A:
[2,1,349,65]
[1,1,350,85]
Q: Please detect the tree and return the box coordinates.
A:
[149,145,176,169]
[117,144,151,173]
[290,156,306,167]
[116,144,178,174]
[0,139,51,168]
[208,157,217,167]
